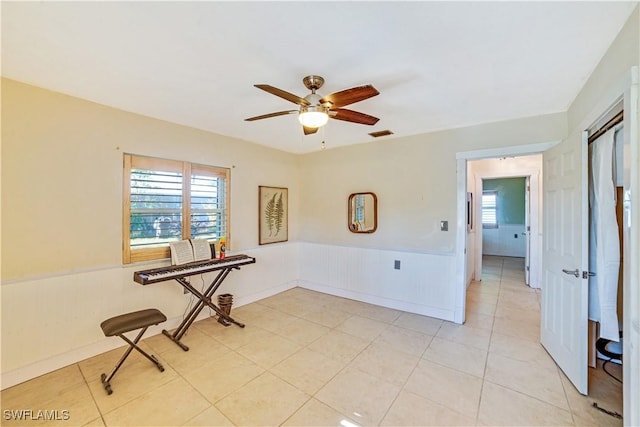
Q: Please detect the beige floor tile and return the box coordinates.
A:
[393,312,443,335]
[143,330,186,355]
[373,324,433,357]
[302,307,352,328]
[236,332,301,369]
[256,293,300,311]
[315,367,400,426]
[82,417,106,427]
[182,406,234,426]
[102,377,210,426]
[250,307,301,334]
[1,382,100,427]
[489,332,557,370]
[335,315,388,341]
[182,353,264,404]
[273,316,330,346]
[351,303,402,324]
[1,365,86,410]
[481,272,501,281]
[464,299,497,316]
[466,291,499,306]
[228,301,272,323]
[463,311,494,331]
[281,398,359,427]
[404,359,482,419]
[348,342,420,387]
[422,337,487,378]
[436,321,491,351]
[307,330,370,363]
[199,322,273,350]
[468,283,501,297]
[86,360,179,415]
[330,297,373,315]
[493,315,540,342]
[157,328,231,375]
[380,390,476,426]
[215,372,309,426]
[478,381,573,426]
[485,352,569,410]
[498,289,539,310]
[494,304,539,323]
[270,348,346,395]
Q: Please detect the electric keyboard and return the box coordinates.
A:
[133,254,256,285]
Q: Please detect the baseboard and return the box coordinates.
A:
[298,280,455,322]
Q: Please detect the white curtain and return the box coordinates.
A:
[588,127,621,341]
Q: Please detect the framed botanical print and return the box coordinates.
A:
[259,186,288,245]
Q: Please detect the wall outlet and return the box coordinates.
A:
[440,220,448,231]
[394,260,401,270]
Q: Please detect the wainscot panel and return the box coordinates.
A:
[297,242,457,321]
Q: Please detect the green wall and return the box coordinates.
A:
[483,177,526,224]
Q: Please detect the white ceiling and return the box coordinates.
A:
[2,1,637,154]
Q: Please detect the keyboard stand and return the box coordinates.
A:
[162,266,245,351]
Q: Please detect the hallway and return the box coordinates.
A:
[468,255,623,426]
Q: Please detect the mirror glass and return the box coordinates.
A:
[348,192,377,233]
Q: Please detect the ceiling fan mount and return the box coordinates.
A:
[245,75,380,136]
[302,75,325,93]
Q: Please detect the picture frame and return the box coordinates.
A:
[259,186,288,245]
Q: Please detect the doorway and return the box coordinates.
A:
[467,156,541,289]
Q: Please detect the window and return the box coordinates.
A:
[123,154,229,263]
[482,190,498,228]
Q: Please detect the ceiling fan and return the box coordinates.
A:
[245,75,380,135]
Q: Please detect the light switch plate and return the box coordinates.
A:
[440,221,448,231]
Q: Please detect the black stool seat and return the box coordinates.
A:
[99,308,166,395]
[101,309,167,336]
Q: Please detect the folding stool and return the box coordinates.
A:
[99,308,167,395]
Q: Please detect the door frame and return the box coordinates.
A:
[454,141,557,324]
[472,168,540,288]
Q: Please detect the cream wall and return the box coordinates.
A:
[298,113,565,253]
[1,79,299,279]
[1,79,301,386]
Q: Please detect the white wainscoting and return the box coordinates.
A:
[482,224,526,257]
[0,243,298,390]
[298,242,457,321]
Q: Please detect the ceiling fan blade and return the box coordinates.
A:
[255,84,310,106]
[303,126,319,135]
[330,108,380,125]
[320,85,379,108]
[245,110,297,121]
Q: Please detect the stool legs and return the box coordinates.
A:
[100,326,164,395]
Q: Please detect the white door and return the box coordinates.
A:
[524,176,531,285]
[541,132,589,394]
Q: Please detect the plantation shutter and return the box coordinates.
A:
[482,190,498,228]
[190,164,229,241]
[129,157,183,250]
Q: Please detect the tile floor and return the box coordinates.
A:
[0,256,623,426]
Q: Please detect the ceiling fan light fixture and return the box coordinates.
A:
[298,109,329,128]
